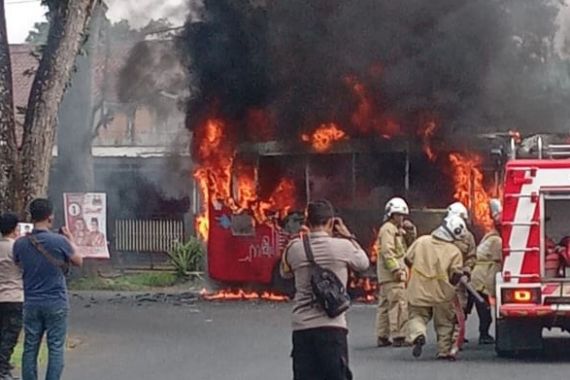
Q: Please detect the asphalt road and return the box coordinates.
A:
[47,294,570,380]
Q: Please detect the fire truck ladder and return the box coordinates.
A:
[511,135,570,159]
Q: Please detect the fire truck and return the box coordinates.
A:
[496,135,570,356]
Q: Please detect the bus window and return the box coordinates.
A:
[231,213,255,236]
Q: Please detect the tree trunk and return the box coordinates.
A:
[0,0,18,212]
[20,0,98,212]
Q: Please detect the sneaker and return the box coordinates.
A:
[377,336,392,347]
[412,335,426,358]
[392,337,412,347]
[478,334,495,345]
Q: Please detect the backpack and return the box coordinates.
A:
[302,234,351,318]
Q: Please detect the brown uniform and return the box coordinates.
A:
[451,230,477,348]
[406,235,463,356]
[375,220,416,341]
[471,230,502,297]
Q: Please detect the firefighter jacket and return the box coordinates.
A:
[471,230,502,297]
[375,221,416,284]
[454,230,477,274]
[405,235,463,307]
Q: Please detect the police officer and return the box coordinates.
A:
[446,202,477,350]
[470,199,503,344]
[375,197,417,347]
[406,215,465,360]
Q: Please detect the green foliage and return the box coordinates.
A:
[11,339,47,368]
[167,238,204,277]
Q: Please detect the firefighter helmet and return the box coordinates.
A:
[447,202,469,221]
[433,215,467,242]
[385,197,410,218]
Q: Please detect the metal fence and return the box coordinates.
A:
[114,219,185,253]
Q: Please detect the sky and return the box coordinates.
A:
[5,0,189,44]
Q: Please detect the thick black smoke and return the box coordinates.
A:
[177,0,570,141]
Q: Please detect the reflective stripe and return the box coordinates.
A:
[412,267,447,280]
[385,258,399,271]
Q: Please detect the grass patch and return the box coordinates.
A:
[10,339,47,369]
[68,272,186,291]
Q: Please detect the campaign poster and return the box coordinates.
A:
[64,193,110,259]
[17,223,33,238]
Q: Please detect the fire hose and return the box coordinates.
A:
[459,275,489,309]
[450,276,489,356]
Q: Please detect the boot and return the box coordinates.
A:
[412,335,426,358]
[377,336,392,347]
[437,353,457,361]
[392,337,412,347]
[479,334,495,345]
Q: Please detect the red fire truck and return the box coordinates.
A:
[496,135,570,356]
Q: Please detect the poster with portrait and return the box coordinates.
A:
[64,193,110,259]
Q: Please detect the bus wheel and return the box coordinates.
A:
[271,264,295,299]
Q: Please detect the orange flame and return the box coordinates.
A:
[448,153,493,231]
[348,277,377,303]
[193,118,298,241]
[344,75,400,139]
[200,288,289,302]
[419,119,439,161]
[302,123,348,152]
[193,119,234,241]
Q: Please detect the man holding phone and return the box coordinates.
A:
[13,199,83,380]
[281,200,369,380]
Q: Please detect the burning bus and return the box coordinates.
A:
[192,117,508,296]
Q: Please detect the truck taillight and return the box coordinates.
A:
[501,288,541,304]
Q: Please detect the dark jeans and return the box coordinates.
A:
[0,302,23,375]
[22,306,68,380]
[292,327,352,380]
[467,292,493,335]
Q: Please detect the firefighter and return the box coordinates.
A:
[375,197,417,348]
[446,202,477,349]
[406,215,465,360]
[470,199,503,345]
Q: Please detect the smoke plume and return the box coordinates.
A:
[178,0,570,142]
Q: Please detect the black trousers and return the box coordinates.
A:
[467,292,493,335]
[292,327,352,380]
[0,302,23,374]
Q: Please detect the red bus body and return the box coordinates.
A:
[207,202,290,285]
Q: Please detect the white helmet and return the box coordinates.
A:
[385,197,409,218]
[433,215,467,242]
[489,199,502,222]
[447,202,469,221]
